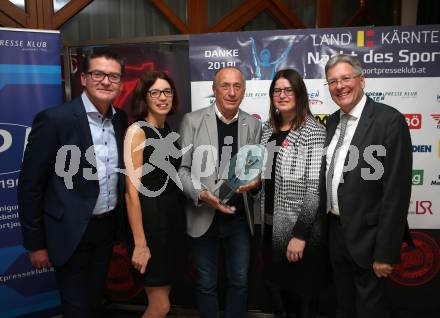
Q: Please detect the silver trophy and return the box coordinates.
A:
[214,144,265,205]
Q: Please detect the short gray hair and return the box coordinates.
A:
[325,54,363,78]
[213,67,246,87]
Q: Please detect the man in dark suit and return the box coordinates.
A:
[18,48,127,318]
[322,54,412,318]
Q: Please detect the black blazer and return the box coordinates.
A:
[18,96,127,267]
[319,96,412,268]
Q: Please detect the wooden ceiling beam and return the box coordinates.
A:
[37,0,53,28]
[0,11,21,27]
[269,0,306,29]
[316,0,332,28]
[0,1,28,26]
[52,0,93,29]
[208,0,267,32]
[150,0,189,34]
[344,6,367,27]
[188,0,206,33]
[393,0,402,25]
[25,0,38,28]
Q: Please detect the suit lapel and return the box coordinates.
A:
[342,97,374,179]
[325,110,340,147]
[204,106,219,175]
[72,98,99,195]
[238,110,248,148]
[73,98,94,156]
[348,98,374,150]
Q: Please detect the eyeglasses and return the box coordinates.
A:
[147,88,174,98]
[273,87,294,97]
[215,83,243,91]
[87,71,122,83]
[325,74,361,88]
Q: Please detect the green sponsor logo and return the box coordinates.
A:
[412,170,424,185]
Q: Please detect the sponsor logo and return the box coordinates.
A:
[412,145,431,153]
[366,91,417,102]
[357,30,375,47]
[0,123,31,175]
[404,114,422,129]
[412,170,424,185]
[431,173,440,186]
[0,38,49,53]
[431,114,440,129]
[308,89,323,105]
[366,91,384,102]
[390,231,440,286]
[314,114,329,126]
[0,39,48,48]
[409,200,433,215]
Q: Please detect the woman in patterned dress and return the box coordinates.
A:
[259,69,330,318]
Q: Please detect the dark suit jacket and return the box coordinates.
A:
[18,96,127,267]
[319,96,412,268]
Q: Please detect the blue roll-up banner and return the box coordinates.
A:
[0,28,62,317]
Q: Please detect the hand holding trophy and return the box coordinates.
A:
[214,144,265,205]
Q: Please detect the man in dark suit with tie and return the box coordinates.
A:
[18,48,127,318]
[321,54,412,318]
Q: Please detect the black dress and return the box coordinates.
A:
[135,122,186,287]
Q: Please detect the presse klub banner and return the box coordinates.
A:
[189,25,440,291]
[0,28,62,317]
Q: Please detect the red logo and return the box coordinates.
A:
[412,200,433,215]
[281,139,289,148]
[390,231,440,286]
[431,114,440,128]
[105,244,143,301]
[309,99,323,105]
[404,114,422,129]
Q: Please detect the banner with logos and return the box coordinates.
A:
[0,27,62,317]
[189,25,440,231]
[189,25,440,309]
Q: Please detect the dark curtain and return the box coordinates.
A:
[417,0,440,24]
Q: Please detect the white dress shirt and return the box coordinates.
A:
[215,103,239,124]
[326,94,366,215]
[81,92,119,215]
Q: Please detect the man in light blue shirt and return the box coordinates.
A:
[18,48,128,318]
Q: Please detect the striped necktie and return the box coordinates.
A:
[326,114,350,213]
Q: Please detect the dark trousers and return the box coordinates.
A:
[193,213,251,318]
[328,214,390,318]
[54,212,116,318]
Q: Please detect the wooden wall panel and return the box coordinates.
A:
[0,1,28,27]
[0,0,403,32]
[0,0,92,29]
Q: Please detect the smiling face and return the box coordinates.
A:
[146,78,173,118]
[80,56,122,113]
[273,77,296,117]
[212,68,245,119]
[326,61,365,113]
